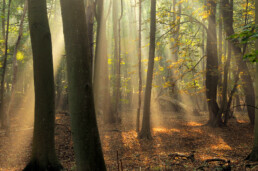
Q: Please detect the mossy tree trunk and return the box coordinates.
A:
[24,0,62,169]
[60,0,106,170]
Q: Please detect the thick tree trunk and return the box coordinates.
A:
[60,0,106,169]
[136,0,142,133]
[222,0,255,124]
[139,0,156,140]
[24,0,62,169]
[85,0,95,67]
[206,0,221,127]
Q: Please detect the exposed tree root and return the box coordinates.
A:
[246,148,258,161]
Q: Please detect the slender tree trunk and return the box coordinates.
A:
[116,0,123,119]
[247,0,258,161]
[222,0,255,125]
[218,41,232,123]
[218,0,223,105]
[206,0,220,127]
[136,0,142,132]
[1,0,5,39]
[0,0,11,129]
[139,0,156,140]
[6,0,28,134]
[24,0,62,169]
[60,0,106,169]
[201,22,207,111]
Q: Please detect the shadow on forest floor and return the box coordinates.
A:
[0,110,256,170]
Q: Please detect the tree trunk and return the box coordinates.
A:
[94,0,115,124]
[205,0,221,127]
[136,0,142,132]
[112,0,121,122]
[246,0,258,161]
[85,0,95,67]
[60,0,106,169]
[24,0,62,169]
[0,0,11,129]
[1,0,5,39]
[6,0,28,134]
[218,41,232,124]
[218,0,223,106]
[222,0,255,125]
[139,0,156,140]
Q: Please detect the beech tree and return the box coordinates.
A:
[136,0,142,132]
[24,0,62,169]
[60,0,106,170]
[205,0,220,126]
[139,0,156,140]
[94,0,115,123]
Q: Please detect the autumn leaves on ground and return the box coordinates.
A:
[0,110,255,170]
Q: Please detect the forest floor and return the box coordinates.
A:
[0,109,257,170]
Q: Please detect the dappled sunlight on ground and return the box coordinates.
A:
[211,137,232,150]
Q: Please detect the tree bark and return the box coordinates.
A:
[246,0,258,161]
[60,0,106,169]
[136,0,142,132]
[139,0,156,140]
[24,0,62,169]
[85,0,95,67]
[205,0,220,127]
[94,0,115,124]
[0,0,11,129]
[112,0,121,122]
[218,0,223,106]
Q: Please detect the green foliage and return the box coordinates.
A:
[244,50,258,63]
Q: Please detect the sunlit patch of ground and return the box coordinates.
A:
[186,121,203,127]
[211,137,232,150]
